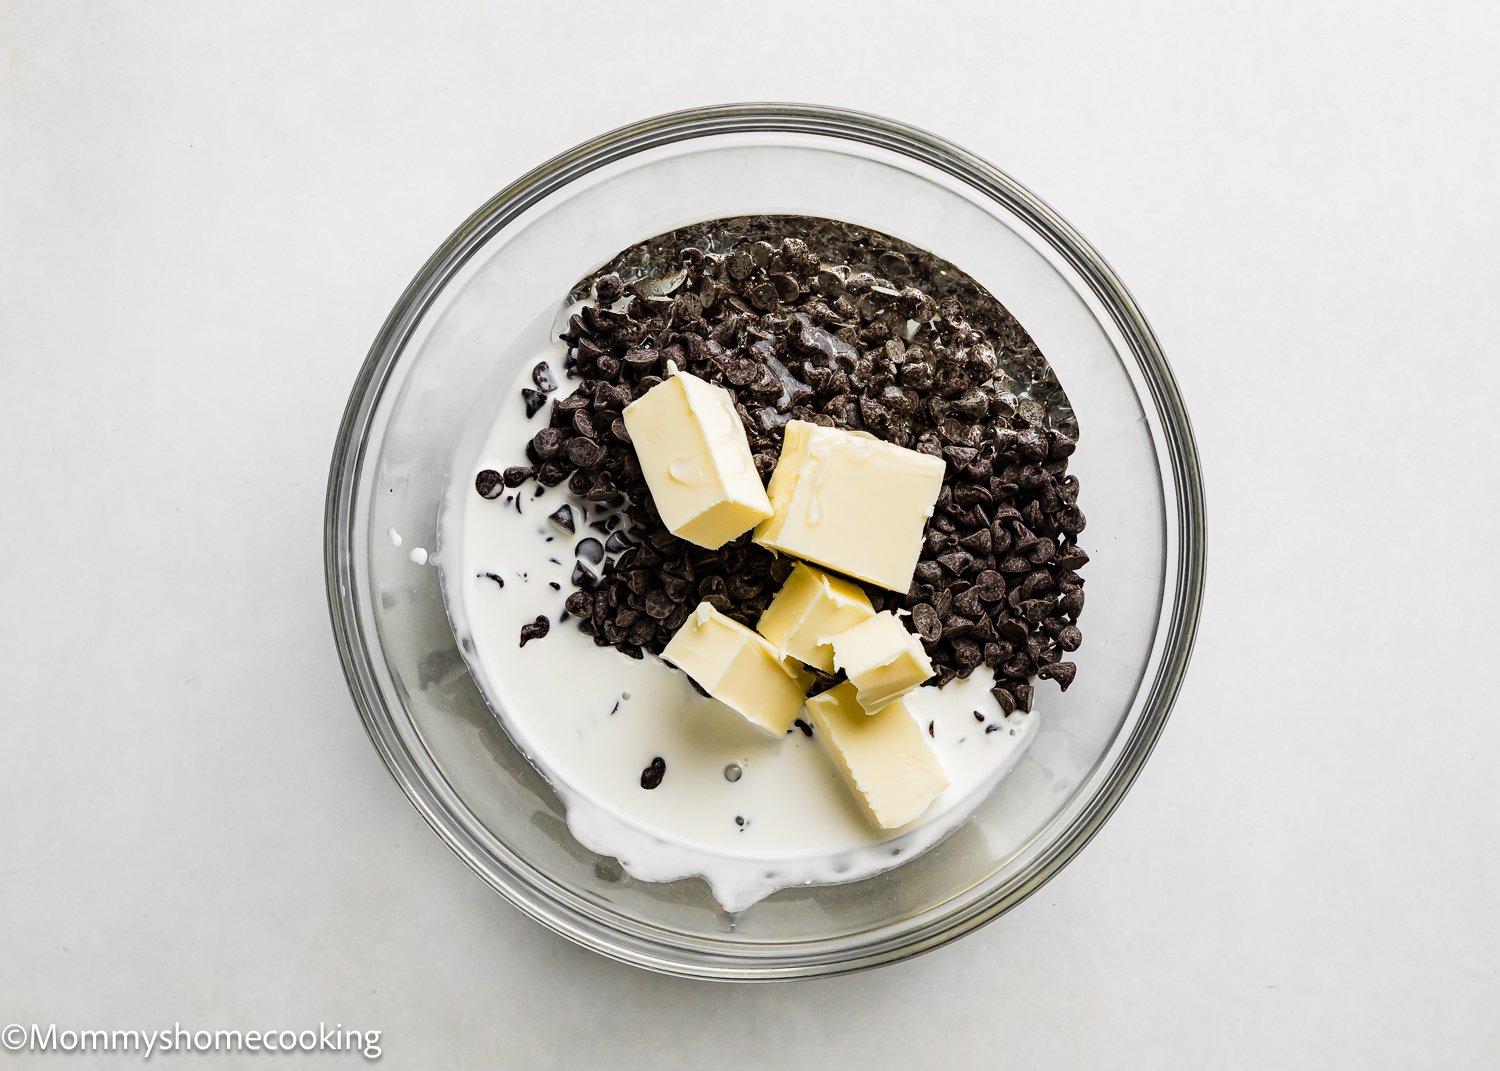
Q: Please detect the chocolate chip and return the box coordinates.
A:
[937,550,973,575]
[1021,598,1052,624]
[531,427,565,460]
[565,438,605,468]
[973,570,1006,601]
[770,273,801,302]
[475,469,503,499]
[983,641,1012,667]
[951,639,983,673]
[990,686,1017,715]
[644,591,676,620]
[604,531,632,554]
[640,756,666,790]
[1028,537,1057,565]
[1020,570,1054,600]
[503,465,533,488]
[571,561,598,588]
[648,528,677,552]
[1058,625,1083,651]
[726,574,763,602]
[953,587,984,619]
[519,615,550,647]
[595,273,624,305]
[911,603,942,642]
[794,718,813,738]
[959,527,992,555]
[726,250,754,280]
[548,504,575,534]
[576,537,605,565]
[522,388,547,418]
[1039,661,1077,691]
[533,362,558,393]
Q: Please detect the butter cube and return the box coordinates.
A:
[753,420,945,591]
[662,602,809,736]
[756,563,876,673]
[805,681,948,829]
[829,611,935,713]
[622,368,772,549]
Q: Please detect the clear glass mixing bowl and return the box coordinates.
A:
[324,104,1205,979]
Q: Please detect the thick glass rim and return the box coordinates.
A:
[324,102,1206,980]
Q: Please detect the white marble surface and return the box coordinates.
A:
[3,2,1497,1067]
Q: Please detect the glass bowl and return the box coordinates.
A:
[324,103,1205,979]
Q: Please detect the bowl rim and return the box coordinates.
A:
[324,102,1206,980]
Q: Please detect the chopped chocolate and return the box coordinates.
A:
[480,571,505,589]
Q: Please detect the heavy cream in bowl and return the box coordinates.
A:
[442,340,1041,912]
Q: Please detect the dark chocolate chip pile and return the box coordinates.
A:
[489,219,1086,714]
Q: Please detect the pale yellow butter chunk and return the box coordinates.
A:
[753,420,946,591]
[756,562,876,673]
[622,367,772,549]
[829,611,935,714]
[662,602,810,736]
[805,681,948,829]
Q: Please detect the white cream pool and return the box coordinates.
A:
[438,342,1041,912]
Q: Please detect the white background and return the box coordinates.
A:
[3,2,1497,1067]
